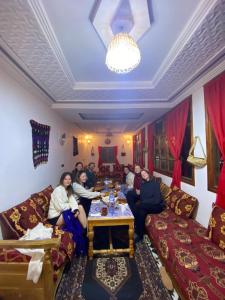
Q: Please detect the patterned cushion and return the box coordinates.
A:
[145,211,225,300]
[174,196,197,218]
[166,186,197,218]
[160,182,172,201]
[208,205,225,250]
[31,185,53,219]
[0,198,42,238]
[0,248,30,263]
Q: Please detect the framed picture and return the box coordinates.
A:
[73,136,78,156]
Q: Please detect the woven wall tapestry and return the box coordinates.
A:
[30,120,50,168]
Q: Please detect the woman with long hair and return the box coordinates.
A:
[73,170,101,216]
[134,169,164,243]
[71,161,84,182]
[48,172,86,229]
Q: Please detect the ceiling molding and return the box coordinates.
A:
[28,0,75,86]
[73,80,154,90]
[151,0,218,86]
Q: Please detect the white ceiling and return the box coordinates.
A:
[0,0,225,133]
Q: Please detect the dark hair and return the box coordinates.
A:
[59,172,74,197]
[123,165,130,171]
[75,161,83,168]
[75,170,87,184]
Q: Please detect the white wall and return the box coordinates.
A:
[0,64,82,238]
[77,134,133,170]
[153,87,216,227]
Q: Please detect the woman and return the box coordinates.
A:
[73,170,101,216]
[121,166,135,194]
[127,164,142,214]
[71,162,84,182]
[48,172,87,229]
[134,169,164,242]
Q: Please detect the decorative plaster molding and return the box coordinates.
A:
[73,80,154,90]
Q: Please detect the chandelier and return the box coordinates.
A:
[105,33,141,74]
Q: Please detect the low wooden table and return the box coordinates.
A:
[87,201,134,259]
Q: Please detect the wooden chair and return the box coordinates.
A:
[0,238,61,300]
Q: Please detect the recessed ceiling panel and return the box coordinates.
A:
[79,112,143,120]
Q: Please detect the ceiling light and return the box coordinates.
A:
[105,33,141,74]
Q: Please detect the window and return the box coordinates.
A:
[154,104,194,184]
[101,147,116,163]
[206,114,222,192]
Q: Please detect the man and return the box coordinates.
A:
[134,169,164,243]
[126,164,142,214]
[86,162,97,188]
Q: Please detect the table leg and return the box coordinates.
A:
[128,222,134,258]
[88,224,94,259]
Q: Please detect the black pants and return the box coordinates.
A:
[79,197,91,216]
[126,189,140,215]
[134,203,164,239]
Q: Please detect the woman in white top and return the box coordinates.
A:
[48,172,87,228]
[73,170,101,216]
[124,166,135,190]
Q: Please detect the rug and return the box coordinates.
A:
[56,236,179,300]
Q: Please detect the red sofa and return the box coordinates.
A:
[145,183,225,300]
[0,185,75,299]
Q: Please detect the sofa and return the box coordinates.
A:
[145,183,225,300]
[0,185,75,300]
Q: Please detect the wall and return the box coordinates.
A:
[0,62,82,239]
[154,87,216,227]
[77,134,133,170]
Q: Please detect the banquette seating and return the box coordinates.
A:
[0,185,74,300]
[145,183,225,300]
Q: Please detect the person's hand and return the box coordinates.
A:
[73,209,80,218]
[100,192,105,197]
[136,189,140,195]
[89,187,94,192]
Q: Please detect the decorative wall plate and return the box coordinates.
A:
[105,138,111,145]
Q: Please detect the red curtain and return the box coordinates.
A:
[204,71,225,209]
[114,146,120,166]
[140,128,145,168]
[98,146,102,168]
[148,124,154,174]
[165,98,190,188]
[133,135,136,165]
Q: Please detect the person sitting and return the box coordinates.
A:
[48,172,87,228]
[71,161,83,182]
[121,166,135,194]
[134,169,165,243]
[86,162,97,188]
[73,170,101,216]
[126,164,142,214]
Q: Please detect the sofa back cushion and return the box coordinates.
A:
[0,198,42,239]
[31,185,53,219]
[167,186,198,218]
[208,205,225,250]
[160,182,172,201]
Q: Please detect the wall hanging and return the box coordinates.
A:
[121,144,126,156]
[30,120,50,168]
[73,136,79,156]
[91,146,95,156]
[59,133,66,145]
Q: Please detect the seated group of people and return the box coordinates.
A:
[47,161,164,250]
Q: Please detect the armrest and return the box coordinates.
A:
[0,238,60,250]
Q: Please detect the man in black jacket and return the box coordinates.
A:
[134,169,164,242]
[86,162,97,188]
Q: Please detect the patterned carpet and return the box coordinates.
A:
[56,236,179,300]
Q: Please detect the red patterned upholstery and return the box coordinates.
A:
[145,186,225,300]
[208,205,225,250]
[0,185,75,279]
